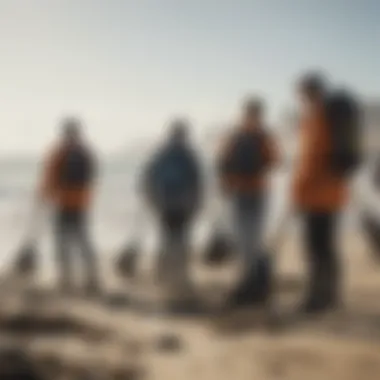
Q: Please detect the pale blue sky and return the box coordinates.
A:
[0,0,379,156]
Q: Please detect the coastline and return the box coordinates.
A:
[1,230,380,379]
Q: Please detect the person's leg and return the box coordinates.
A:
[171,215,193,297]
[156,211,194,302]
[234,194,266,271]
[231,193,268,304]
[54,210,74,292]
[155,212,172,285]
[302,211,340,312]
[73,211,100,293]
[319,212,340,306]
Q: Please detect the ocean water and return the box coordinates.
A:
[0,159,142,271]
[0,155,376,276]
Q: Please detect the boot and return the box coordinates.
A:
[300,267,339,314]
[229,254,272,308]
[300,293,338,314]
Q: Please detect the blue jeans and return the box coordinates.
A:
[232,193,267,277]
[55,209,99,289]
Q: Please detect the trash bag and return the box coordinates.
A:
[203,229,236,266]
[115,243,140,279]
[12,243,38,277]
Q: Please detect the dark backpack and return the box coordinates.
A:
[59,146,94,188]
[150,146,198,213]
[325,90,363,178]
[220,130,267,179]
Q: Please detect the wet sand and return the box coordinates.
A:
[1,230,380,380]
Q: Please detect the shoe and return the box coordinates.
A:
[301,273,340,314]
[299,295,338,314]
[228,256,272,309]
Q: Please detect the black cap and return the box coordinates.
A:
[170,118,189,138]
[298,71,327,95]
[61,117,81,135]
[243,96,265,115]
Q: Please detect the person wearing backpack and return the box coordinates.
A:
[40,118,99,294]
[218,97,279,307]
[293,72,362,313]
[142,119,203,306]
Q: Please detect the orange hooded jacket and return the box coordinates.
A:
[292,104,348,212]
[40,144,94,211]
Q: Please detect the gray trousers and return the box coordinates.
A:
[232,193,267,277]
[155,211,193,299]
[55,209,99,288]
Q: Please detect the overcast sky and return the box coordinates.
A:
[1,0,379,156]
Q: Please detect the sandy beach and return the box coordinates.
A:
[1,228,380,380]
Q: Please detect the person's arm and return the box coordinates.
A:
[262,130,281,170]
[293,113,325,199]
[39,147,61,203]
[84,148,98,206]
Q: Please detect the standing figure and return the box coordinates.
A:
[293,72,361,312]
[40,117,99,294]
[218,97,279,307]
[142,119,203,307]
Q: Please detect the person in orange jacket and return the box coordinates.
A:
[40,117,99,294]
[218,97,279,306]
[293,73,349,313]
